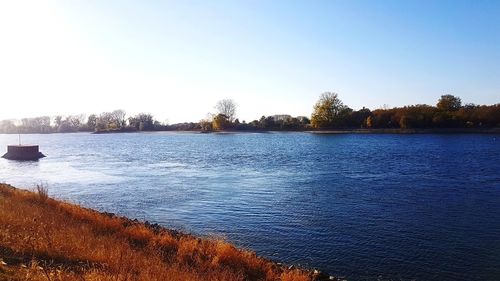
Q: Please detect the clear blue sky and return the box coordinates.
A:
[0,0,499,123]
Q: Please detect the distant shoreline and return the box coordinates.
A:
[1,127,499,135]
[93,127,500,135]
[307,128,500,134]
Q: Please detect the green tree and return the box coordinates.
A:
[212,114,230,130]
[54,116,63,128]
[87,114,97,131]
[349,107,372,128]
[437,95,461,112]
[311,92,351,128]
[128,113,154,131]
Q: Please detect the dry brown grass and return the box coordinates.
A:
[0,184,319,281]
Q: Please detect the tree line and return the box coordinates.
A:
[310,93,499,129]
[0,94,498,134]
[0,110,166,134]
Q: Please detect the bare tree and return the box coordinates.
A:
[111,109,127,128]
[199,113,213,132]
[67,114,86,128]
[215,99,237,122]
[96,112,114,130]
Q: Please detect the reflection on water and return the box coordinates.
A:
[1,132,499,281]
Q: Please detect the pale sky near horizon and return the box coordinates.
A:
[0,0,499,123]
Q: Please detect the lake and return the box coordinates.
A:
[0,132,499,280]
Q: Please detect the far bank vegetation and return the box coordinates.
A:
[0,94,498,134]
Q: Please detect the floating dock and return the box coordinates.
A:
[2,145,46,160]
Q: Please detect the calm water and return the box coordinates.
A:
[1,132,499,280]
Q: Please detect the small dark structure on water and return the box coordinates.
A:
[2,145,46,160]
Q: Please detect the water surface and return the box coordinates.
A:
[1,132,499,280]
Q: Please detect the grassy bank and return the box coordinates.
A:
[0,184,326,281]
